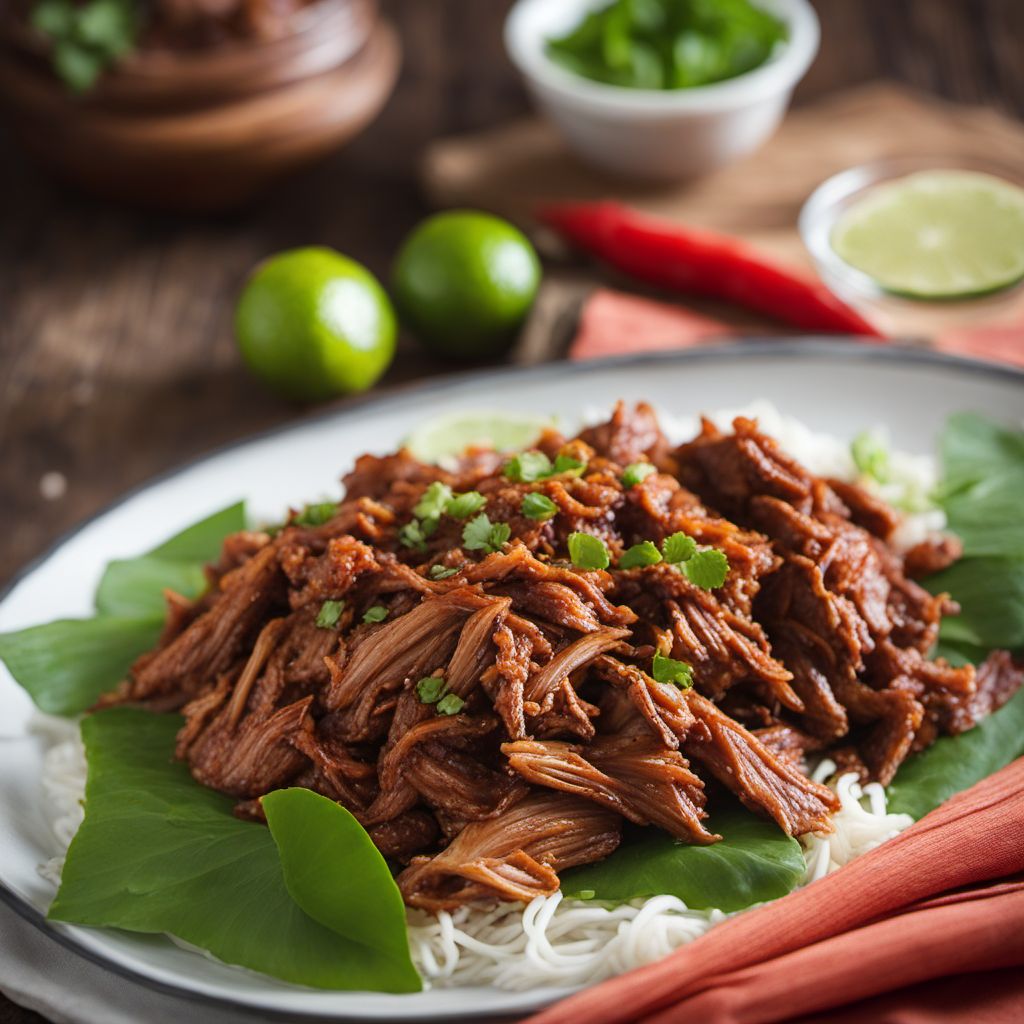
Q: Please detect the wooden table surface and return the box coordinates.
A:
[0,1,1021,1021]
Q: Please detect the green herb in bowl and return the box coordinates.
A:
[546,0,788,91]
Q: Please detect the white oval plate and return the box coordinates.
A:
[1,343,1022,1021]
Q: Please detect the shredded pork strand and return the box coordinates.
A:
[106,402,1024,907]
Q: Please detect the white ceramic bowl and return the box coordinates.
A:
[504,0,819,181]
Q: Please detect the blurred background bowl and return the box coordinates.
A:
[0,0,400,212]
[504,0,819,182]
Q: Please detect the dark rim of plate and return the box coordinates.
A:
[1,339,1022,1021]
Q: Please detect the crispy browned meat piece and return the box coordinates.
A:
[105,403,1020,909]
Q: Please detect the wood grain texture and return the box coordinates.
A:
[0,1,1022,1019]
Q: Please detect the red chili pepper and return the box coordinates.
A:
[540,201,884,338]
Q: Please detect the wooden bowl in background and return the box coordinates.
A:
[0,0,401,211]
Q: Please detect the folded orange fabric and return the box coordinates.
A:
[529,758,1024,1024]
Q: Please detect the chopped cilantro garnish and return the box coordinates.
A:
[446,490,487,520]
[683,549,730,589]
[462,513,510,554]
[619,541,663,569]
[651,652,693,689]
[399,519,432,552]
[315,600,345,629]
[662,532,698,564]
[568,532,610,571]
[504,450,553,483]
[851,429,891,483]
[436,693,465,716]
[622,462,656,488]
[294,501,338,527]
[429,564,459,580]
[416,676,447,704]
[552,453,587,477]
[414,482,454,521]
[362,605,388,624]
[521,492,558,522]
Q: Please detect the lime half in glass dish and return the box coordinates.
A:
[830,170,1024,301]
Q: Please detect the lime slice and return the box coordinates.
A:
[830,170,1024,299]
[404,411,553,463]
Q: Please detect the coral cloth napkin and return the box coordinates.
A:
[528,758,1024,1024]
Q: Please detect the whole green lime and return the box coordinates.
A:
[235,247,396,401]
[391,210,541,359]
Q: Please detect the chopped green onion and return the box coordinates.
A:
[521,493,558,522]
[315,600,345,629]
[683,549,730,590]
[294,501,338,527]
[462,513,510,554]
[436,693,465,716]
[429,564,459,580]
[651,651,693,689]
[416,676,448,704]
[504,451,553,483]
[446,490,487,520]
[622,462,656,488]
[851,429,891,483]
[362,605,388,624]
[568,532,610,570]
[662,532,698,564]
[619,541,663,569]
[414,482,454,521]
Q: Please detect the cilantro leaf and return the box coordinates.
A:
[462,513,510,554]
[521,492,558,522]
[436,693,465,716]
[294,502,338,527]
[445,490,486,520]
[651,652,693,689]
[851,429,890,483]
[662,532,697,563]
[619,541,662,569]
[414,482,454,521]
[504,451,553,483]
[399,518,436,552]
[362,605,388,624]
[683,549,730,589]
[622,462,656,488]
[568,532,610,570]
[552,454,587,477]
[428,565,459,580]
[315,600,344,629]
[416,676,447,704]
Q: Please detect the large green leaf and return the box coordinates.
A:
[0,616,162,715]
[0,502,245,717]
[50,709,421,993]
[560,802,804,912]
[937,413,1024,557]
[925,557,1024,651]
[887,688,1024,820]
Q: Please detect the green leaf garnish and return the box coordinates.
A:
[552,454,587,477]
[399,519,432,552]
[622,462,656,488]
[445,490,487,520]
[294,502,338,527]
[436,693,465,716]
[413,482,454,521]
[95,558,206,618]
[416,676,447,704]
[662,532,697,564]
[362,605,388,624]
[504,451,553,483]
[924,557,1024,651]
[428,565,459,580]
[315,600,344,629]
[618,541,663,569]
[48,709,420,992]
[567,532,610,571]
[651,651,693,689]
[851,429,890,483]
[462,513,510,554]
[561,800,803,912]
[683,549,730,590]
[521,493,558,522]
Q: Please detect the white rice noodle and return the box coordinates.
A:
[32,403,927,990]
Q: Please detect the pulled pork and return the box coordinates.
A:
[107,403,1023,908]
